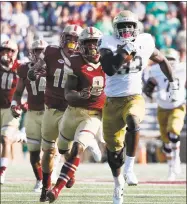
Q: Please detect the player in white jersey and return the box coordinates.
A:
[143,48,186,181]
[98,10,179,204]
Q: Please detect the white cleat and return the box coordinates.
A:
[51,168,58,185]
[33,180,43,193]
[87,139,102,162]
[0,171,6,184]
[113,184,124,204]
[124,172,138,186]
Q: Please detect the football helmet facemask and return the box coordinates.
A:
[113,10,139,43]
[0,40,18,71]
[29,39,48,62]
[60,24,83,54]
[79,27,102,63]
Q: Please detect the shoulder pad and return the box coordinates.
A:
[98,35,121,53]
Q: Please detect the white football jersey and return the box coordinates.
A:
[98,33,155,97]
[150,62,186,109]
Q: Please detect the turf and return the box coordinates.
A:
[1,162,186,204]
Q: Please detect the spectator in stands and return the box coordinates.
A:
[25,2,39,27]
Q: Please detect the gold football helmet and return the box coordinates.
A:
[113,10,139,43]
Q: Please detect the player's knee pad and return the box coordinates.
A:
[168,132,180,143]
[162,143,172,157]
[126,114,140,132]
[107,148,125,170]
[30,151,41,165]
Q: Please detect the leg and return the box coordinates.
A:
[0,108,20,184]
[25,110,43,192]
[0,136,12,184]
[103,98,126,204]
[47,142,83,203]
[157,106,174,180]
[40,108,62,202]
[123,95,145,185]
[167,105,186,176]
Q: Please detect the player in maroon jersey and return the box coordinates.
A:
[10,39,48,192]
[27,25,84,202]
[0,40,26,184]
[47,26,105,203]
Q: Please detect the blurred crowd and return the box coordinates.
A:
[0,1,186,62]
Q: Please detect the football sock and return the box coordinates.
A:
[172,141,180,159]
[54,157,80,191]
[32,164,43,181]
[124,155,135,173]
[42,171,52,189]
[0,157,8,174]
[113,174,124,187]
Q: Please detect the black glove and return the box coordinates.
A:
[27,69,36,81]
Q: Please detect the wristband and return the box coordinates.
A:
[169,81,179,90]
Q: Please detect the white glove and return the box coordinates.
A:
[116,41,136,57]
[169,80,180,102]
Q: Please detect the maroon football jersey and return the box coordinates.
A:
[17,63,45,111]
[0,65,18,108]
[70,54,106,111]
[44,45,71,111]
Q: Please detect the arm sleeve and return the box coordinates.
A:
[100,49,124,76]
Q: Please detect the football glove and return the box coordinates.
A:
[10,105,22,118]
[79,87,91,99]
[117,42,136,57]
[27,69,36,81]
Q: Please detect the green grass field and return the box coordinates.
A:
[1,161,186,204]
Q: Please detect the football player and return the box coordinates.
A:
[143,48,186,181]
[0,40,26,184]
[46,27,105,203]
[27,24,83,202]
[98,10,179,204]
[11,39,48,192]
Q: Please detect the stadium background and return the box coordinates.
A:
[0,1,186,163]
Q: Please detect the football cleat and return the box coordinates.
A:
[124,172,138,186]
[65,175,75,188]
[113,184,124,204]
[40,187,49,202]
[47,187,60,203]
[87,139,102,162]
[33,180,43,193]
